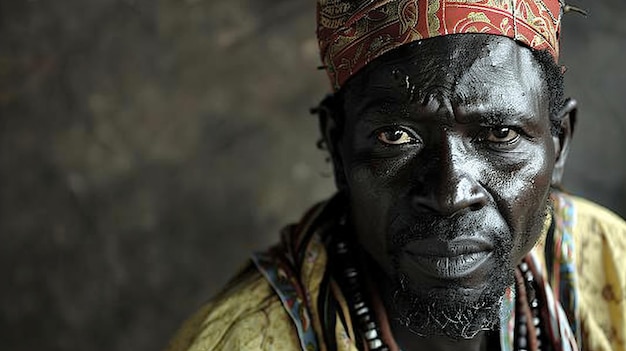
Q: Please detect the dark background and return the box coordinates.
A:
[1,1,624,350]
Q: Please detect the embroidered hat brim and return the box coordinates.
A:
[317,0,563,91]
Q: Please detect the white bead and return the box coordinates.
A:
[365,329,378,340]
[369,339,383,349]
[520,262,529,272]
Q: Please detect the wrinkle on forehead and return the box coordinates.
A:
[342,34,546,123]
[452,38,544,123]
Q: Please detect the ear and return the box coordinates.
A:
[551,98,577,186]
[317,96,348,192]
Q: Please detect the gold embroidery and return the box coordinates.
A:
[399,0,419,35]
[467,11,491,23]
[427,0,441,36]
[318,0,353,30]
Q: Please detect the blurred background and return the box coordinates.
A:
[0,0,624,350]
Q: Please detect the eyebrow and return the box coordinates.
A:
[456,109,537,126]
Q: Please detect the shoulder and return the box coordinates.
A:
[568,194,626,235]
[558,192,626,266]
[557,193,626,351]
[165,264,301,351]
[566,194,626,258]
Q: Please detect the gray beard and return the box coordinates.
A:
[389,264,514,339]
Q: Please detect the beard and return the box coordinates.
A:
[388,256,514,339]
[380,201,550,340]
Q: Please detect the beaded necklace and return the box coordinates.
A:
[515,260,545,351]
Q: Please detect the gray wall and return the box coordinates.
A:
[0,1,623,350]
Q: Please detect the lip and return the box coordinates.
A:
[403,237,494,257]
[402,238,494,280]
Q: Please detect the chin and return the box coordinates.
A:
[388,257,515,339]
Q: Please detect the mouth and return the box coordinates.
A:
[402,238,494,281]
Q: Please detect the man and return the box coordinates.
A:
[167,0,626,350]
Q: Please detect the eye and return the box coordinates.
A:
[377,128,417,145]
[485,127,520,144]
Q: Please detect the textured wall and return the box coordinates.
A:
[0,0,624,350]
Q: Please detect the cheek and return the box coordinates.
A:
[346,163,400,272]
[494,143,554,256]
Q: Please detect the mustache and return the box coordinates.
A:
[388,210,509,250]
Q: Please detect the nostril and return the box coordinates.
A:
[469,201,484,211]
[465,185,489,212]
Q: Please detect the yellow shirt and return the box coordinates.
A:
[568,196,625,351]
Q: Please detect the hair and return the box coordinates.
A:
[313,45,566,151]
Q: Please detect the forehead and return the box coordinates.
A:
[342,34,547,121]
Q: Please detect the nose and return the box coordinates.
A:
[411,138,489,216]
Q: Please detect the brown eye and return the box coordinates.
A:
[485,127,519,143]
[377,129,415,145]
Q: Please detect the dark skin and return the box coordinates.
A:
[321,34,576,351]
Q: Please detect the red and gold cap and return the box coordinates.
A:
[317,0,563,91]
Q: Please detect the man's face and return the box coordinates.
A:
[333,35,557,338]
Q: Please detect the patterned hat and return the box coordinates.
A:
[317,0,564,91]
